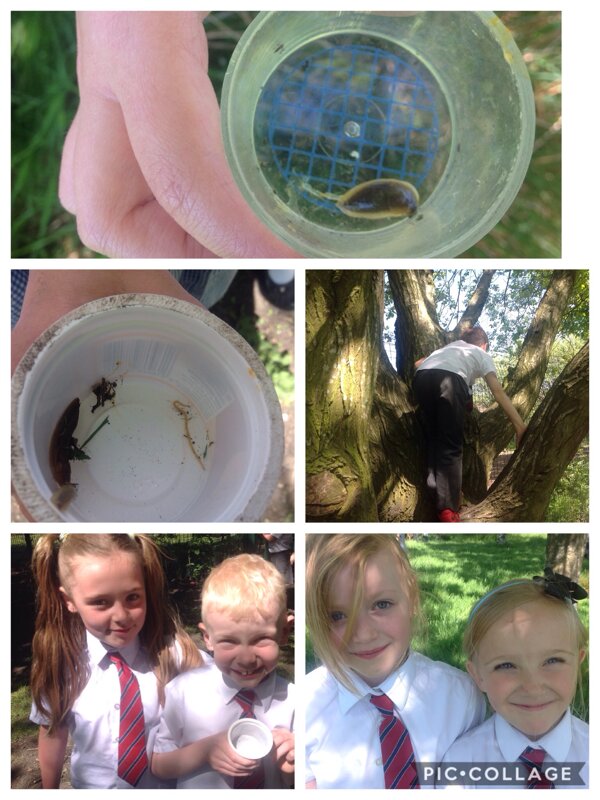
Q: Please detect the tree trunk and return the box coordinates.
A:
[461,341,589,521]
[545,534,588,581]
[369,349,434,521]
[306,271,383,521]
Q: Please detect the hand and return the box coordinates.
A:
[11,270,201,374]
[205,731,259,778]
[59,12,300,258]
[271,727,294,775]
[515,425,528,448]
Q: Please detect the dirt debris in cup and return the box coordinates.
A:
[91,377,118,413]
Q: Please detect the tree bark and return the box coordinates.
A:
[306,271,383,521]
[461,341,589,522]
[545,534,588,581]
[369,349,434,521]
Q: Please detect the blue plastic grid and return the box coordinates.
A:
[263,43,440,212]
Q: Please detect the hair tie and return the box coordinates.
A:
[532,568,588,604]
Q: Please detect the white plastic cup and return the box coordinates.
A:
[11,294,284,522]
[227,718,273,759]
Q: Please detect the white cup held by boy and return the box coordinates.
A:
[228,718,273,759]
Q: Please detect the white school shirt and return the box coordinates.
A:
[154,661,295,789]
[440,710,588,789]
[30,631,173,789]
[416,340,496,388]
[305,650,486,789]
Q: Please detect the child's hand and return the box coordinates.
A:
[205,731,260,778]
[61,12,299,258]
[272,727,295,775]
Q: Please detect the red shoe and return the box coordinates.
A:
[438,508,461,522]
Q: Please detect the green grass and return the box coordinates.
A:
[546,457,588,523]
[11,685,35,741]
[306,534,589,721]
[464,12,561,257]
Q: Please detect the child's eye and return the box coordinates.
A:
[255,638,276,647]
[217,640,238,649]
[545,656,566,665]
[329,611,346,624]
[493,662,516,670]
[374,600,393,611]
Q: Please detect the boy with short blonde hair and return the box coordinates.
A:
[152,553,294,789]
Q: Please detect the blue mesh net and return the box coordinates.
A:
[261,43,441,212]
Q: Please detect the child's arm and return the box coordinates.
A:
[272,727,294,785]
[38,724,69,789]
[152,730,258,781]
[484,372,527,446]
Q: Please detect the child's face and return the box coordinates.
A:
[60,551,146,649]
[467,600,584,740]
[200,605,288,690]
[328,548,413,687]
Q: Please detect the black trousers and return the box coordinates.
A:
[413,369,470,512]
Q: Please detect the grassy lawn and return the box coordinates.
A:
[306,534,589,721]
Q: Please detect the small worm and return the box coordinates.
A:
[172,400,208,470]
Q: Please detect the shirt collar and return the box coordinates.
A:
[86,629,141,669]
[495,709,573,763]
[223,669,278,712]
[336,650,415,715]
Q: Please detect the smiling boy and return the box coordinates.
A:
[151,553,295,789]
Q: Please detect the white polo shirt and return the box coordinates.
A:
[440,710,588,789]
[305,650,485,789]
[416,340,496,388]
[30,631,174,789]
[154,662,295,788]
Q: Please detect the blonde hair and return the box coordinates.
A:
[30,534,202,733]
[464,579,588,660]
[306,534,420,692]
[201,553,287,626]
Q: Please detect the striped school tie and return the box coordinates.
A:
[519,746,556,789]
[109,653,148,786]
[233,689,265,789]
[370,694,420,789]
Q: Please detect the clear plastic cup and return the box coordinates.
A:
[11,294,284,522]
[222,11,535,258]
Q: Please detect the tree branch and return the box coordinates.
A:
[477,270,578,467]
[387,269,445,382]
[462,341,588,522]
[452,270,496,338]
